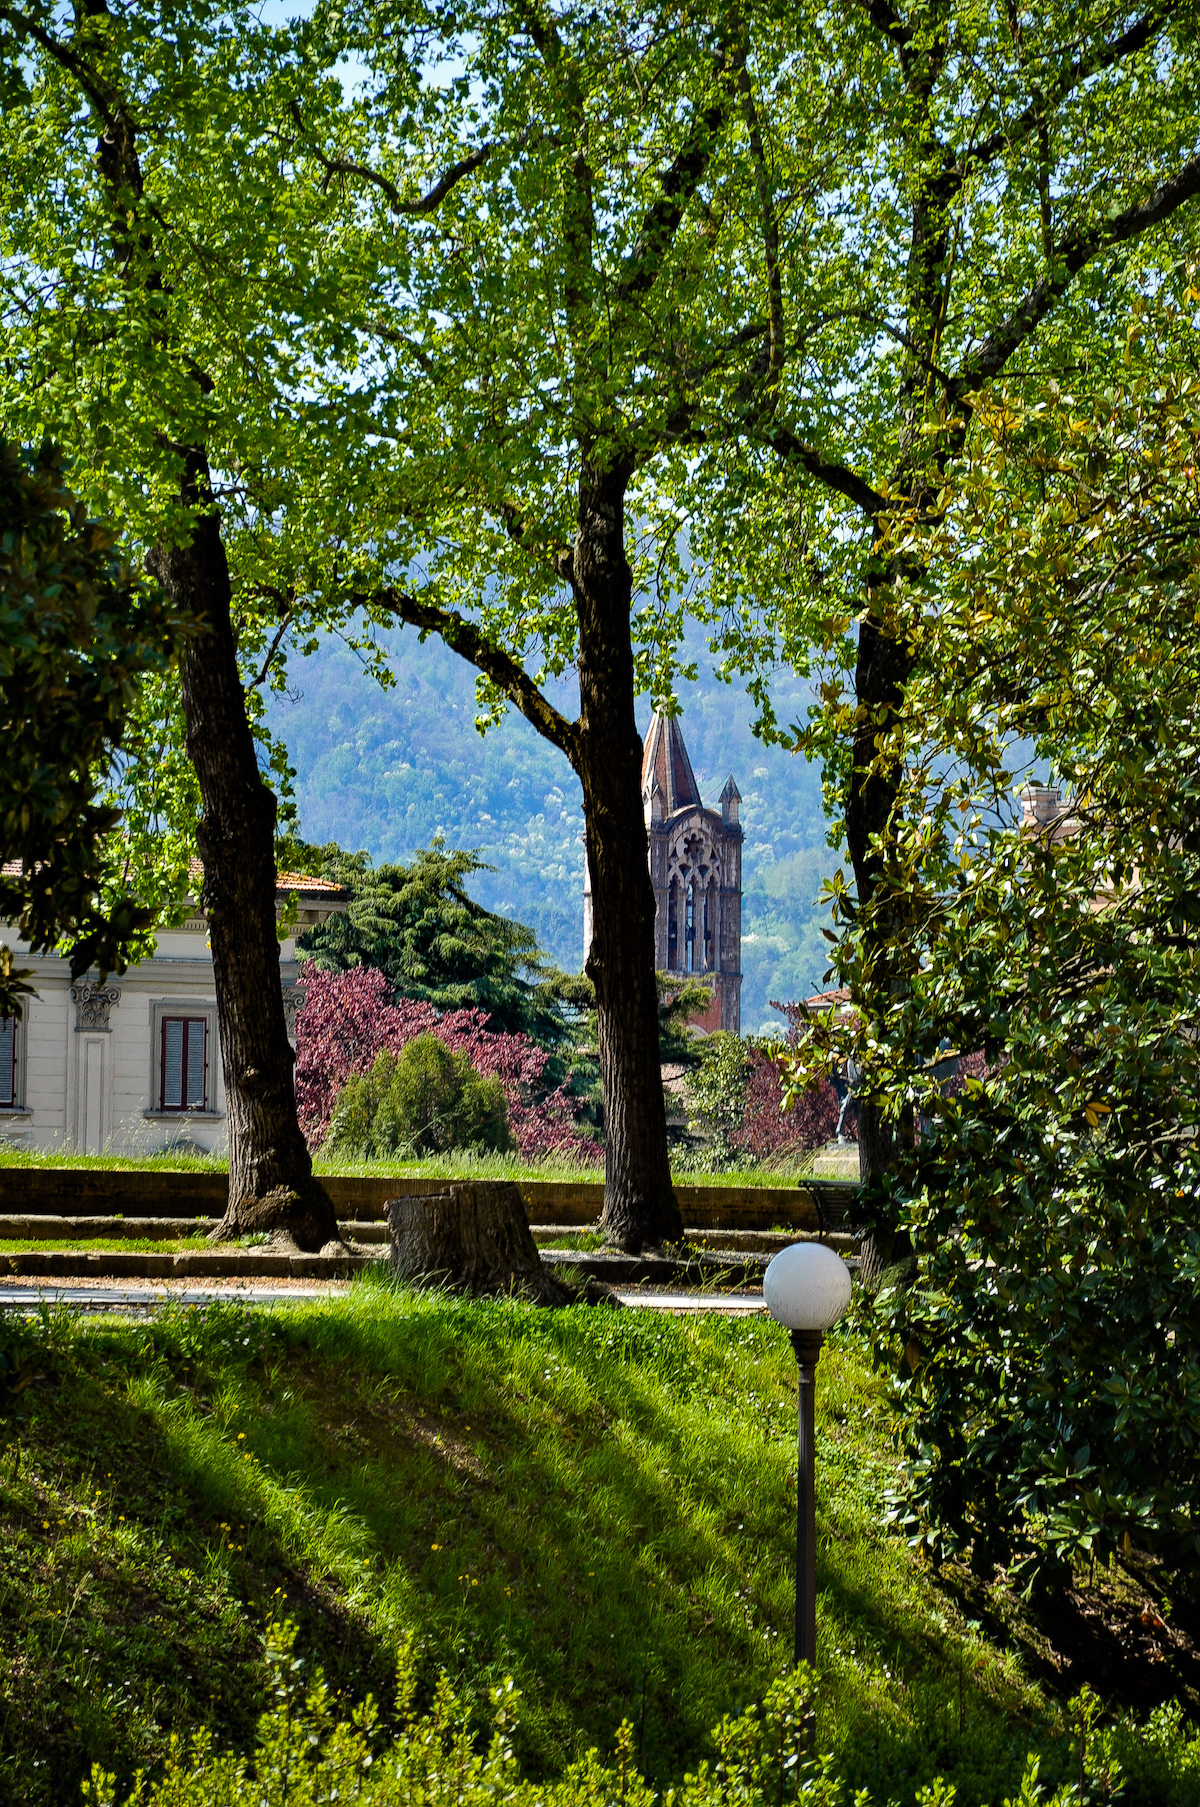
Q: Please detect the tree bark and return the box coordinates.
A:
[845,613,917,1280]
[572,458,683,1253]
[147,452,340,1251]
[387,1180,590,1304]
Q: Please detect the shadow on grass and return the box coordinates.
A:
[0,1284,1124,1807]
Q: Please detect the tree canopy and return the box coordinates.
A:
[0,439,182,1015]
[0,0,483,1240]
[680,0,1200,1192]
[789,317,1200,1574]
[281,836,590,1047]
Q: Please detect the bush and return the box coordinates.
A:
[83,1622,1200,1807]
[684,1034,845,1169]
[327,1037,513,1158]
[294,966,599,1163]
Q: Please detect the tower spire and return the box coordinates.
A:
[640,710,702,814]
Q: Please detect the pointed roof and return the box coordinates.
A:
[641,710,702,814]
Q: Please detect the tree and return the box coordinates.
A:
[688,0,1200,1225]
[293,964,597,1161]
[280,836,584,1047]
[816,342,1200,1576]
[0,2,479,1245]
[318,0,796,1250]
[685,1032,842,1169]
[0,438,181,1016]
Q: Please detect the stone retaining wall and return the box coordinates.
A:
[0,1168,855,1231]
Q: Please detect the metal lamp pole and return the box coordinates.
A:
[764,1242,853,1671]
[790,1327,823,1667]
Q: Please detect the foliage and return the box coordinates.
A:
[327,1037,513,1159]
[685,1034,844,1169]
[684,1034,753,1164]
[656,976,721,1071]
[803,344,1200,1575]
[295,965,598,1163]
[740,1056,843,1166]
[10,1287,1199,1807]
[685,0,1200,790]
[0,440,182,1011]
[84,1647,1137,1807]
[0,0,467,930]
[322,0,786,707]
[282,834,593,1056]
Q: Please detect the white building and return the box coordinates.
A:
[0,871,345,1156]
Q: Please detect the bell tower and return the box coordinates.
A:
[583,711,743,1033]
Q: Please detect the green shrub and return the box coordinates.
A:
[81,1625,1200,1807]
[327,1036,513,1158]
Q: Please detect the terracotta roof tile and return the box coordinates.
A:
[275,872,347,897]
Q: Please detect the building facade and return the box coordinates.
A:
[0,873,345,1156]
[583,712,743,1033]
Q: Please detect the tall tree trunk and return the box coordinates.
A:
[148,453,340,1251]
[573,458,683,1253]
[845,611,916,1281]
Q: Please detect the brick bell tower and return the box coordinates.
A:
[583,711,743,1033]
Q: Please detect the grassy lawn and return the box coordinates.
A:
[0,1146,817,1188]
[0,1283,1195,1805]
[0,1237,213,1254]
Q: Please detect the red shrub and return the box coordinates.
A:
[732,1046,846,1162]
[294,965,599,1163]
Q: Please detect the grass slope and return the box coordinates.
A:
[0,1285,1196,1806]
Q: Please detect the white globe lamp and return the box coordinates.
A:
[763,1240,853,1670]
[763,1241,853,1333]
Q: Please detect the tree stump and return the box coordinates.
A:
[386,1182,607,1307]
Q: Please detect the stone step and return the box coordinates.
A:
[0,1245,779,1290]
[0,1216,857,1253]
[540,1248,769,1289]
[0,1249,380,1279]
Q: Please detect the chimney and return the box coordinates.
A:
[1020,783,1062,831]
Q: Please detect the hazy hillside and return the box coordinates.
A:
[267,624,840,1033]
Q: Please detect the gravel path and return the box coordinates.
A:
[0,1278,766,1315]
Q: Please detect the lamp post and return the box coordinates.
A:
[763,1241,853,1668]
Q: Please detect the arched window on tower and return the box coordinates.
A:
[685,881,696,970]
[704,878,722,968]
[667,878,679,969]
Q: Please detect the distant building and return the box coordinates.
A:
[0,870,346,1156]
[583,712,743,1034]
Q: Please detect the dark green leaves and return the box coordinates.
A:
[0,440,183,1010]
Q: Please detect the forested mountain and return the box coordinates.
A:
[267,624,836,1032]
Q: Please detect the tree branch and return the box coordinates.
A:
[733,38,784,410]
[245,609,293,692]
[0,4,119,137]
[289,100,490,215]
[966,4,1176,173]
[766,425,891,518]
[364,588,580,766]
[953,151,1200,397]
[854,0,913,65]
[613,65,729,316]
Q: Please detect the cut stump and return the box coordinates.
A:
[386,1181,613,1307]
